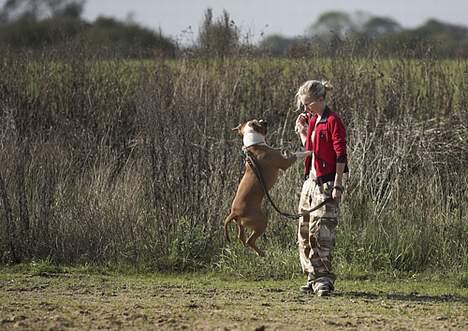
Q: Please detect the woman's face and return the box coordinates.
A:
[301,95,324,114]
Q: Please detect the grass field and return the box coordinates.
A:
[1,268,467,330]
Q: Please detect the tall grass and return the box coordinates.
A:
[0,49,466,276]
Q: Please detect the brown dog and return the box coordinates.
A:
[224,119,309,257]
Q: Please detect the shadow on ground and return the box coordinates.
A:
[337,291,468,304]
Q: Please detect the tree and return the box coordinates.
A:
[375,18,468,57]
[48,0,84,19]
[79,16,176,57]
[0,0,176,57]
[0,0,86,48]
[0,0,85,23]
[198,8,239,57]
[306,11,355,39]
[363,16,402,37]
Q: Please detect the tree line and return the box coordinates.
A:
[1,0,468,58]
[0,0,176,56]
[262,11,468,58]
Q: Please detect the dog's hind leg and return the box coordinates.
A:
[237,222,246,246]
[246,214,268,257]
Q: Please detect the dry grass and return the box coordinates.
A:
[0,51,466,274]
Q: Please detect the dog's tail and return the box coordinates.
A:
[223,213,236,243]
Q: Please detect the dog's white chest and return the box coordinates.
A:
[243,130,267,148]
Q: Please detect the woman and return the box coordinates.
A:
[294,80,347,297]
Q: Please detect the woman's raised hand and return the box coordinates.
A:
[295,113,308,134]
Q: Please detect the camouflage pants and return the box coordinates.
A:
[298,178,339,288]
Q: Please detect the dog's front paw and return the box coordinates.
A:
[282,150,293,158]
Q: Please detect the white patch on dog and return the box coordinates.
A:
[243,125,267,148]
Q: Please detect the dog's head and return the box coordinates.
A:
[232,119,268,137]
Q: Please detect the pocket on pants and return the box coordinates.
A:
[325,201,339,217]
[317,219,337,248]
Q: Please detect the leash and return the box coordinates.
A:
[242,147,334,220]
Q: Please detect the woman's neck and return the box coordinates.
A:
[312,104,326,117]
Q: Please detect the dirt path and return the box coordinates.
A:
[0,271,467,330]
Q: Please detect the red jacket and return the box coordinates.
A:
[304,107,348,181]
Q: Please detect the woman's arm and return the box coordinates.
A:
[330,116,347,201]
[333,162,345,201]
[334,163,345,187]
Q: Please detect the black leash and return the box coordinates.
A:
[242,148,333,220]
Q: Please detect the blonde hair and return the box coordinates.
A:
[295,80,333,111]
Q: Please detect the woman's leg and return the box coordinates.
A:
[308,181,339,295]
[298,178,315,291]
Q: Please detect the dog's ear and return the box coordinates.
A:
[231,123,243,134]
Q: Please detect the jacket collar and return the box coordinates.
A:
[318,106,330,123]
[310,106,330,124]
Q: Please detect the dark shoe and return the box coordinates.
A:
[316,288,331,297]
[314,283,332,297]
[300,282,314,293]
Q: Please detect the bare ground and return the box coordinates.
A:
[0,270,467,330]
